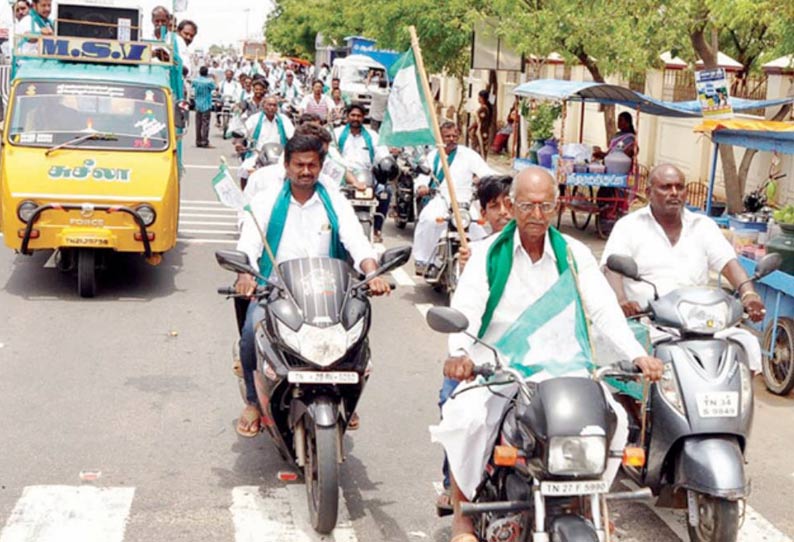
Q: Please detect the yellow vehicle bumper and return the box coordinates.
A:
[18,203,156,257]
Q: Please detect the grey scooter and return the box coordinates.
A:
[606,253,781,542]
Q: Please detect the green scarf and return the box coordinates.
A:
[29,9,54,31]
[258,181,348,282]
[432,147,457,186]
[478,221,576,338]
[252,112,288,148]
[338,125,374,164]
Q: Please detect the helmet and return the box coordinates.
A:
[373,156,399,184]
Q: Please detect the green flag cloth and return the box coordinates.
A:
[378,49,436,148]
[211,163,247,210]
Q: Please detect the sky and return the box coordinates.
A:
[1,0,274,49]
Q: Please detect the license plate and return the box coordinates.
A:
[696,391,739,418]
[540,480,609,496]
[63,236,111,247]
[355,188,373,199]
[287,371,359,384]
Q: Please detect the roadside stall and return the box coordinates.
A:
[695,120,794,396]
[511,79,792,238]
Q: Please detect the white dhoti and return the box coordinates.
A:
[413,196,487,265]
[429,371,628,500]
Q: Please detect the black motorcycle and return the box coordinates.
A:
[394,150,432,230]
[216,247,411,534]
[426,306,653,542]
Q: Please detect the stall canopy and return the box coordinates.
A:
[512,79,794,118]
[694,119,794,154]
[693,119,794,216]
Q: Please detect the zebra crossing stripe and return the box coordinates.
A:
[0,486,135,542]
[230,485,358,542]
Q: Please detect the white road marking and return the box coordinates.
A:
[179,229,238,235]
[620,479,793,542]
[184,164,223,170]
[391,268,416,287]
[415,303,433,318]
[43,251,58,269]
[179,212,237,219]
[178,238,237,244]
[180,199,226,205]
[179,220,238,226]
[0,485,135,542]
[180,206,238,213]
[230,485,358,542]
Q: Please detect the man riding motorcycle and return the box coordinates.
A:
[602,163,765,324]
[234,134,391,437]
[430,167,663,542]
[413,122,496,275]
[334,105,391,241]
[217,69,241,128]
[234,96,295,189]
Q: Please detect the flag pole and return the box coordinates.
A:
[408,26,469,250]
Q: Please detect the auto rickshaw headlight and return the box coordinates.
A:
[135,204,156,226]
[17,201,39,224]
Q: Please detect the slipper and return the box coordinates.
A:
[450,534,478,542]
[348,412,360,431]
[436,489,453,517]
[236,405,261,437]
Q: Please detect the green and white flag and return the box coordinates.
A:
[378,49,436,148]
[494,269,594,379]
[211,162,248,211]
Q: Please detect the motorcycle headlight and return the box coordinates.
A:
[659,363,686,417]
[276,320,348,368]
[547,436,606,476]
[677,301,728,333]
[345,319,365,349]
[450,209,471,230]
[739,362,753,414]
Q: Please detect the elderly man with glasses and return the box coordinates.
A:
[430,166,663,542]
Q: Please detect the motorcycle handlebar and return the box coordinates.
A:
[217,286,269,297]
[472,364,495,379]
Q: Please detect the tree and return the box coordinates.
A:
[484,0,675,139]
[670,0,793,213]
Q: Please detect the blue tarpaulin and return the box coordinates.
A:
[512,79,794,118]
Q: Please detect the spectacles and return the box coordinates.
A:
[514,200,557,214]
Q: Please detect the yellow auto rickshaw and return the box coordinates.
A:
[1,34,186,297]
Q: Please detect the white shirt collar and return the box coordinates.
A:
[512,228,557,264]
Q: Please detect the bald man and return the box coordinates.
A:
[601,163,765,322]
[430,167,663,540]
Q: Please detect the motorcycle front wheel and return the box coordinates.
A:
[686,493,739,542]
[304,421,340,534]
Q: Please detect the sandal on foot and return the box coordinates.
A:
[236,405,261,437]
[348,412,360,431]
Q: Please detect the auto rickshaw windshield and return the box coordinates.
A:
[7,81,170,151]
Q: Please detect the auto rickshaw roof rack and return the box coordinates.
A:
[13,33,175,67]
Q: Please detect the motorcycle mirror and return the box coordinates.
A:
[378,245,412,273]
[426,307,470,334]
[755,253,782,279]
[606,255,641,281]
[416,165,431,175]
[215,250,260,277]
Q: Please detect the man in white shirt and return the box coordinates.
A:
[216,69,241,127]
[279,70,302,102]
[234,134,391,436]
[601,164,765,322]
[16,0,53,55]
[413,122,497,274]
[235,96,295,186]
[430,167,663,540]
[175,20,197,77]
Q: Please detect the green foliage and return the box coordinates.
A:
[526,103,562,141]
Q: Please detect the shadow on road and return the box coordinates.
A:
[1,243,186,301]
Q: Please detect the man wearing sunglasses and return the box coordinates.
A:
[430,166,663,542]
